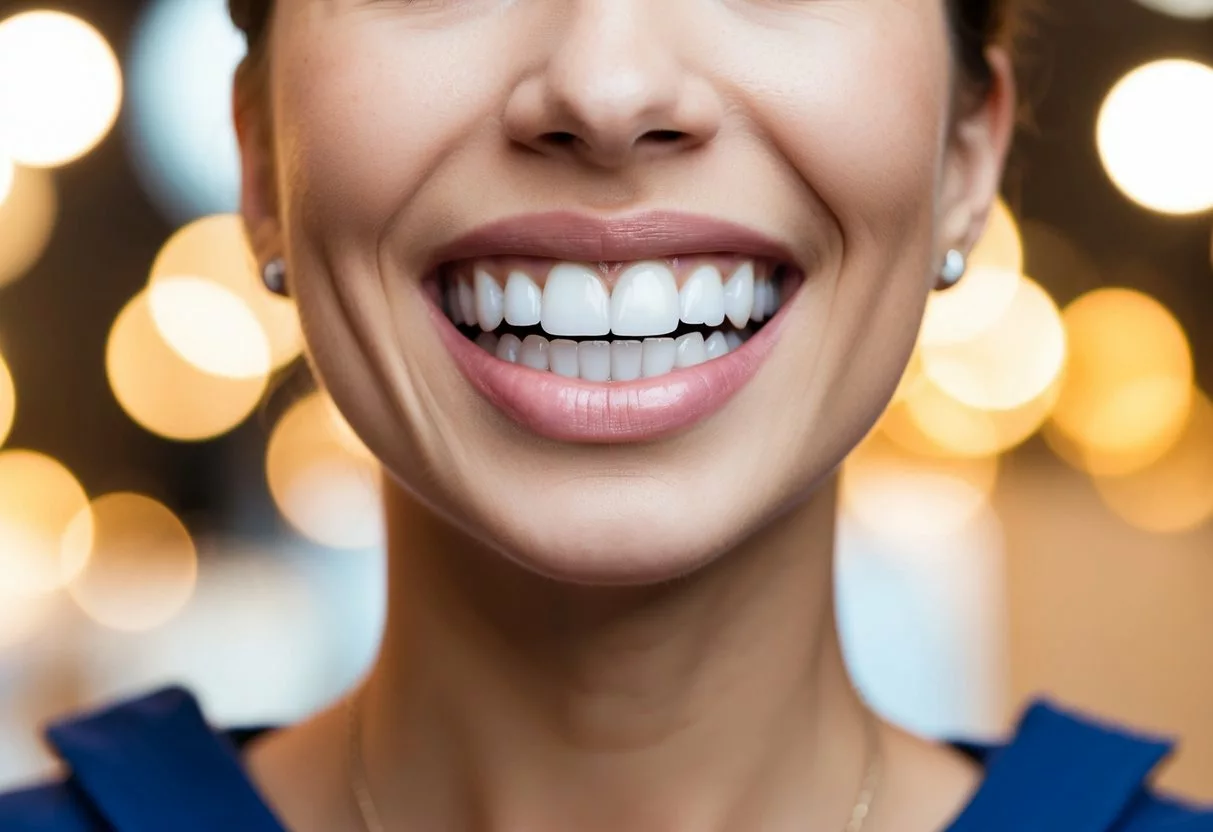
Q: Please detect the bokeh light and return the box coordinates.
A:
[125,0,246,222]
[0,163,57,288]
[970,198,1024,275]
[1048,288,1193,475]
[921,199,1023,346]
[921,276,1066,412]
[0,588,55,651]
[149,215,304,369]
[107,290,269,441]
[0,11,123,167]
[1093,388,1213,533]
[267,392,382,550]
[148,276,272,379]
[63,493,197,632]
[883,367,1060,459]
[0,450,92,597]
[0,350,15,449]
[0,155,13,206]
[1133,0,1213,19]
[1097,59,1213,214]
[842,430,999,541]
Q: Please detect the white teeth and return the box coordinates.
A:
[753,279,781,322]
[752,280,769,323]
[458,276,477,326]
[704,331,729,360]
[610,261,680,337]
[519,334,549,370]
[679,265,726,327]
[549,339,580,378]
[542,264,611,337]
[611,340,643,381]
[447,282,465,325]
[674,332,707,368]
[579,341,612,382]
[764,279,781,317]
[641,338,676,378]
[504,270,542,327]
[475,267,504,332]
[495,333,522,364]
[723,262,755,328]
[475,331,499,354]
[458,259,779,334]
[457,258,777,380]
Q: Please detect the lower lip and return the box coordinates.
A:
[430,298,791,444]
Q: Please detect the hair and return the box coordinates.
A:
[229,0,1019,100]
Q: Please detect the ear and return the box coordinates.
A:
[937,48,1017,277]
[232,73,282,271]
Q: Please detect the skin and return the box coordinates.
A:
[238,1,1016,829]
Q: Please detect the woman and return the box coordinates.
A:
[2,0,1211,829]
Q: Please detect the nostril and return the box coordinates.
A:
[645,130,686,143]
[543,132,578,147]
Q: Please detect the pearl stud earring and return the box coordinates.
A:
[261,257,288,296]
[936,248,967,290]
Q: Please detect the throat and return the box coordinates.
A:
[360,478,857,832]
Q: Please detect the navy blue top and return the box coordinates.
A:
[1,686,1211,830]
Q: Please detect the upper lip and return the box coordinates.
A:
[424,210,803,272]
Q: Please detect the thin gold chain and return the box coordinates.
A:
[347,689,883,832]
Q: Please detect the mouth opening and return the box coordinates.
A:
[431,257,801,382]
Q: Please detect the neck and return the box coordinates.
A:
[361,474,870,831]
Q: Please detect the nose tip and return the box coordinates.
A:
[503,7,723,170]
[510,75,722,169]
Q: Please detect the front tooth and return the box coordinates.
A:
[504,270,542,327]
[611,340,643,381]
[610,261,679,337]
[579,341,612,382]
[724,331,743,351]
[679,265,725,326]
[495,333,522,364]
[475,267,504,331]
[641,338,676,378]
[475,332,499,354]
[458,276,477,326]
[446,282,465,325]
[675,332,707,368]
[542,264,610,337]
[519,334,549,371]
[549,339,580,378]
[704,331,729,360]
[723,262,755,328]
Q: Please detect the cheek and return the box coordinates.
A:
[719,10,953,461]
[270,17,512,263]
[739,12,951,240]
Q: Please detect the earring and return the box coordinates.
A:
[936,248,967,290]
[261,257,289,296]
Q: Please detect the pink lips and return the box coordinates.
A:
[427,211,798,444]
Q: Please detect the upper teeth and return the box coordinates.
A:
[445,258,782,338]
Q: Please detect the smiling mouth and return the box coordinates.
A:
[433,254,800,382]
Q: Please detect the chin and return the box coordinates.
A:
[476,481,745,587]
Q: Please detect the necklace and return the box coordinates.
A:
[347,690,883,832]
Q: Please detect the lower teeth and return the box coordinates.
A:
[467,328,752,381]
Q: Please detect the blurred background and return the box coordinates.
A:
[0,0,1212,803]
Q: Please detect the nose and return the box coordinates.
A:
[503,0,723,170]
